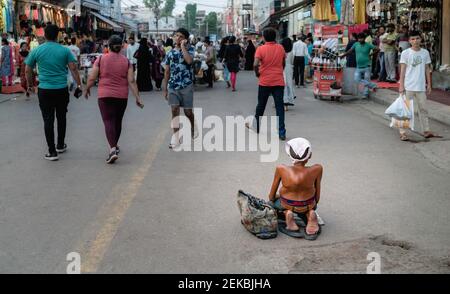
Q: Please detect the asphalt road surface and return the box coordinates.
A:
[0,72,449,273]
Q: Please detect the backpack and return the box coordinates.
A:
[237,190,278,239]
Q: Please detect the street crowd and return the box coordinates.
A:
[1,20,441,240]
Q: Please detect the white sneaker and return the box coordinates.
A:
[192,122,199,140]
[169,134,181,149]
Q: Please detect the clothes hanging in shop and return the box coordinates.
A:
[329,0,339,21]
[334,0,342,21]
[354,0,366,24]
[340,0,354,25]
[314,0,338,21]
[5,0,12,32]
[0,4,4,32]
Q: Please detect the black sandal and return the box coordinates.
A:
[304,226,321,241]
[278,220,305,238]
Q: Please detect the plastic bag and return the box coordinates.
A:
[385,94,413,120]
[390,117,414,130]
[386,94,415,130]
[201,61,208,71]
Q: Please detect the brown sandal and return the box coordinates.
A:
[423,132,443,139]
[400,134,409,141]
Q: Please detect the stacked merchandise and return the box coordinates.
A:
[367,0,397,27]
[312,25,347,101]
[311,30,346,72]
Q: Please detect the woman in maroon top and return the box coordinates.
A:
[85,35,144,164]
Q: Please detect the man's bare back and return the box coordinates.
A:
[269,164,322,203]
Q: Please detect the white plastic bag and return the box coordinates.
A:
[385,94,413,120]
[387,94,415,130]
[201,61,208,71]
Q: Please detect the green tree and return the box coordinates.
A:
[205,12,218,36]
[185,3,197,32]
[143,0,162,34]
[162,0,176,17]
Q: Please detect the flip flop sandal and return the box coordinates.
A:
[278,223,305,238]
[424,133,443,139]
[277,214,307,227]
[304,226,322,241]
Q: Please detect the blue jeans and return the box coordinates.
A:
[255,86,286,137]
[354,67,377,97]
[378,52,386,81]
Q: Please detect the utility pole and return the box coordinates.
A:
[231,0,234,35]
[154,7,160,37]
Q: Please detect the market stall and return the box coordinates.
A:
[311,24,346,102]
[367,0,443,70]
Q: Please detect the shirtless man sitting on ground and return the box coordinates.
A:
[268,138,323,240]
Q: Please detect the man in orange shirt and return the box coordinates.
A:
[247,28,286,140]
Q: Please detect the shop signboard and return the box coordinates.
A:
[209,34,217,42]
[321,25,345,38]
[314,24,345,38]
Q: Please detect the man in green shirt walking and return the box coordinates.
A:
[341,33,379,98]
[25,24,82,161]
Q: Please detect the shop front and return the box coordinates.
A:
[367,0,443,70]
[90,11,123,39]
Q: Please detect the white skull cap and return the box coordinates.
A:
[285,138,312,163]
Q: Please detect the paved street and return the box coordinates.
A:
[0,72,449,273]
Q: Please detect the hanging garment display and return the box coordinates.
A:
[354,0,366,24]
[340,0,353,25]
[314,0,332,21]
[329,0,339,21]
[334,0,342,21]
[5,0,12,32]
[0,0,4,32]
[314,0,338,21]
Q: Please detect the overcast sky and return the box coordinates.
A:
[122,0,228,14]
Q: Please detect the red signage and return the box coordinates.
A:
[314,25,346,38]
[321,25,345,38]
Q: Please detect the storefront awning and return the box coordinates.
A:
[117,21,134,32]
[270,0,315,21]
[90,11,124,33]
[81,0,102,11]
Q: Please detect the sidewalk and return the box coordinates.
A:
[370,88,450,127]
